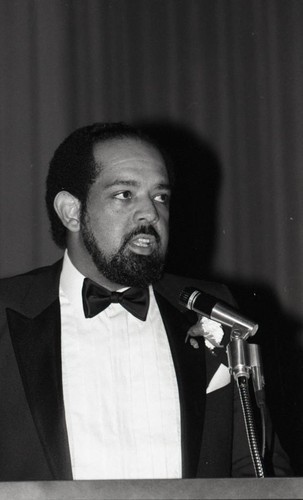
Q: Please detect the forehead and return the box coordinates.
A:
[92,137,168,180]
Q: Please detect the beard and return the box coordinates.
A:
[80,215,166,288]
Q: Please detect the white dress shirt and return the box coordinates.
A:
[60,252,181,479]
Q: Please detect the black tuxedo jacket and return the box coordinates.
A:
[0,260,257,480]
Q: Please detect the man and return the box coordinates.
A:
[0,123,289,480]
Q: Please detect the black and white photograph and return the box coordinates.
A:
[0,1,302,498]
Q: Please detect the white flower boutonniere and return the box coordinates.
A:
[185,315,224,351]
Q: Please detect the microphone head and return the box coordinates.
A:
[179,286,217,317]
[179,287,196,309]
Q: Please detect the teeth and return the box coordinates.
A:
[134,237,150,247]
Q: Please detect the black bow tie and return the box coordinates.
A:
[82,278,150,321]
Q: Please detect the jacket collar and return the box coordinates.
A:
[6,259,72,479]
[9,259,63,318]
[153,284,207,477]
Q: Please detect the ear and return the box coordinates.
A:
[53,191,81,233]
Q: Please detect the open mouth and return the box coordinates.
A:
[130,235,156,248]
[125,233,160,254]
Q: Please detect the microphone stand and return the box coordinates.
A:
[226,327,266,478]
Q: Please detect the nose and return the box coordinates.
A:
[134,197,159,225]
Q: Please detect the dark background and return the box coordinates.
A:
[1,0,303,474]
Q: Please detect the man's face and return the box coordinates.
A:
[80,137,171,288]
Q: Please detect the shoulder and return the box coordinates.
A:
[154,272,235,312]
[0,260,63,311]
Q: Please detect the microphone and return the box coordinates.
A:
[179,287,259,338]
[249,343,265,407]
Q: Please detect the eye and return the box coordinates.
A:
[154,193,170,204]
[114,191,132,200]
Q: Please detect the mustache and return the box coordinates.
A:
[122,225,160,247]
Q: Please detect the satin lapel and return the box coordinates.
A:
[6,300,72,480]
[154,290,207,478]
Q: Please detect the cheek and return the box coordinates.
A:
[158,217,169,248]
[159,210,170,231]
[91,215,127,248]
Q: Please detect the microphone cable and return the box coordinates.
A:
[237,376,265,478]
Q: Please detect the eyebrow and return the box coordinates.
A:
[104,179,171,190]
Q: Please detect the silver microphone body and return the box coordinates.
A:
[179,287,259,337]
[249,343,265,393]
